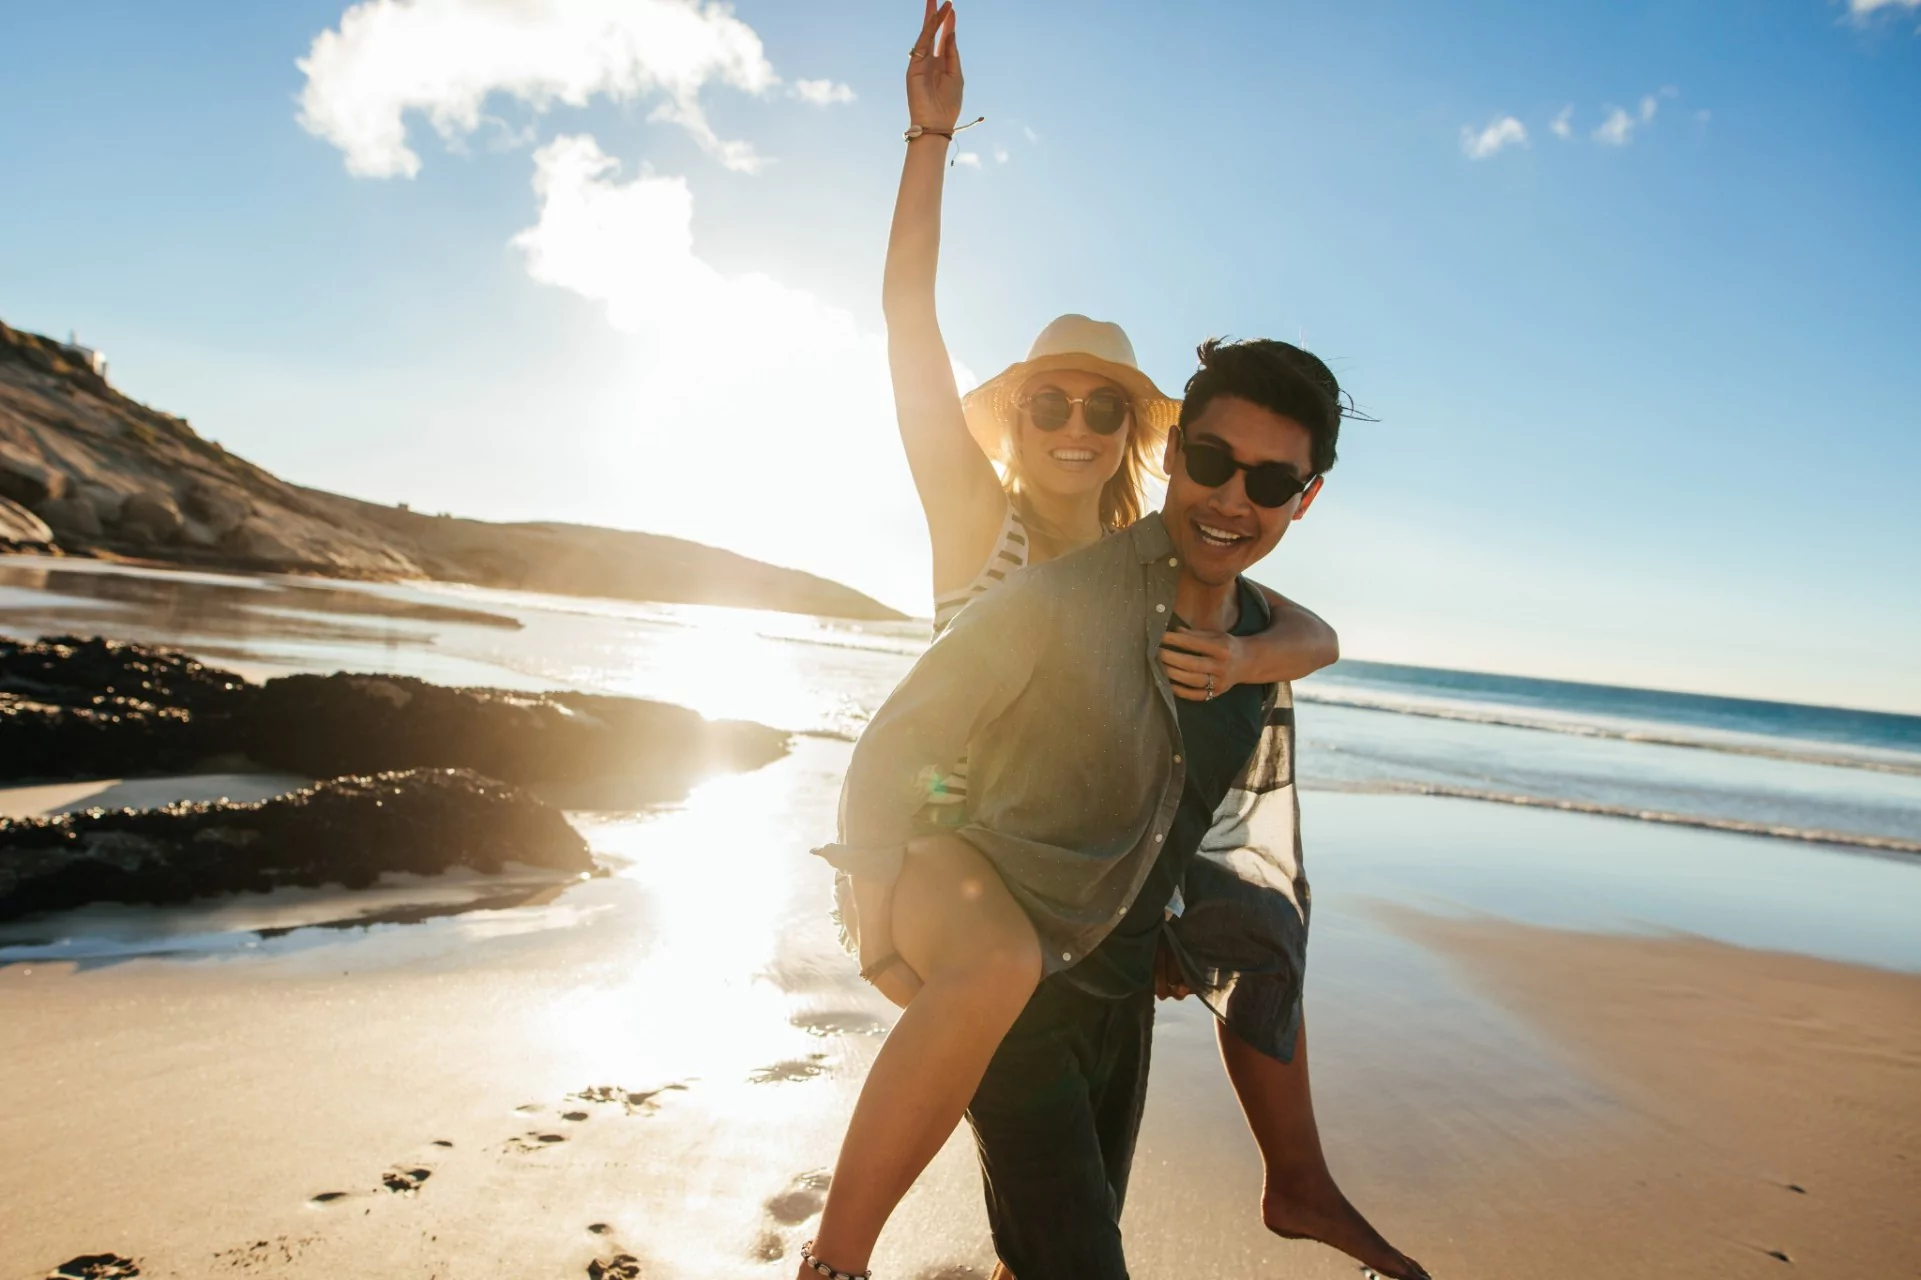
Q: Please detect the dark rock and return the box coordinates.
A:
[0,636,250,779]
[0,638,790,798]
[0,767,590,921]
[244,673,788,801]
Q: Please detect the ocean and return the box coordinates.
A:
[2,554,1916,858]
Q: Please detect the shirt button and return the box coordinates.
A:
[1173,754,1182,764]
[1061,951,1073,962]
[1154,832,1164,842]
[1168,556,1178,567]
[1155,603,1167,613]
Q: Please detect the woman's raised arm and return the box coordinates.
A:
[883,1,1005,594]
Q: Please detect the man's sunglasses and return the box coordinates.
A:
[1175,427,1318,509]
[1018,387,1132,436]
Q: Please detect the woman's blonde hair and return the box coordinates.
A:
[999,389,1164,535]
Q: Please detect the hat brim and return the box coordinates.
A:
[961,353,1181,464]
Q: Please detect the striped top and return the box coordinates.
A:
[931,502,1030,635]
[922,502,1031,814]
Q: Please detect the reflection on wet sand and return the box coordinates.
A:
[0,555,522,677]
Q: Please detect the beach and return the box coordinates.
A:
[1,561,1917,1279]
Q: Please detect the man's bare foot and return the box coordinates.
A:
[1263,1172,1430,1280]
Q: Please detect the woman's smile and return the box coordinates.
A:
[1047,445,1100,468]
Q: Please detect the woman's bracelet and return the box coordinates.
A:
[903,115,984,142]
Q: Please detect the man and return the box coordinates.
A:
[829,338,1421,1280]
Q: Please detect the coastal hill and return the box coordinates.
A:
[0,320,903,621]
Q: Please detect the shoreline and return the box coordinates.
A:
[1303,776,1921,856]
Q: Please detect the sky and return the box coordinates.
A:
[1,0,1918,712]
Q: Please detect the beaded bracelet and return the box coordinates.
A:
[800,1241,872,1280]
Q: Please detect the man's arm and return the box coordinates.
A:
[825,585,1043,979]
[820,582,1046,964]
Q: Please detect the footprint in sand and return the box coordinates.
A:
[747,1053,828,1084]
[751,1231,785,1262]
[48,1256,141,1279]
[586,1254,642,1280]
[568,1083,687,1115]
[381,1166,434,1195]
[503,1131,569,1153]
[763,1170,833,1226]
[211,1237,316,1270]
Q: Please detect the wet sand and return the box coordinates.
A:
[2,744,1916,1279]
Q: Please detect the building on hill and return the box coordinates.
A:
[60,331,108,381]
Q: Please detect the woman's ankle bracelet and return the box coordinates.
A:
[800,1241,872,1280]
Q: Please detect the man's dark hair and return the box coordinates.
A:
[1178,338,1348,475]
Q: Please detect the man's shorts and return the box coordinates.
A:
[965,976,1156,1280]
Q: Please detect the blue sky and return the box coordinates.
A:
[2,0,1918,711]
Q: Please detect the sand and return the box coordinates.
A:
[1,752,1916,1280]
[1382,910,1921,1278]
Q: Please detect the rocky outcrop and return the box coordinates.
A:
[0,319,905,621]
[0,768,590,922]
[0,322,421,578]
[0,637,790,797]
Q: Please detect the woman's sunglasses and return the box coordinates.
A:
[1018,387,1131,436]
[1175,427,1317,509]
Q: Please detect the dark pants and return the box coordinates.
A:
[964,976,1156,1280]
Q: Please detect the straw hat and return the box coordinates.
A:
[961,314,1182,462]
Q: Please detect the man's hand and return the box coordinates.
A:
[1153,939,1193,1001]
[1159,628,1246,702]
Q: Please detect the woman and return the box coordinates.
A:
[798,6,1426,1279]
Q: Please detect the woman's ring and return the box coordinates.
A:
[1206,676,1216,700]
[908,47,929,59]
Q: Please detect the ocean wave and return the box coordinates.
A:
[1296,689,1921,778]
[1305,778,1921,856]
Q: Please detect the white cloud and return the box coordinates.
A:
[954,150,982,168]
[298,0,781,177]
[993,145,1010,165]
[791,78,855,106]
[507,134,936,611]
[1022,124,1040,144]
[1848,0,1921,14]
[1460,115,1528,160]
[1592,106,1636,146]
[1550,105,1573,139]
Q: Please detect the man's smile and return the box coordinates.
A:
[1190,513,1254,548]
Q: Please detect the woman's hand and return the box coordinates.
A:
[1158,628,1250,702]
[906,0,963,131]
[850,874,924,1009]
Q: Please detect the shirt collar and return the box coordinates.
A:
[1127,511,1175,563]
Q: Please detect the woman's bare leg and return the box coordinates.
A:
[803,835,1042,1277]
[1217,1019,1430,1280]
